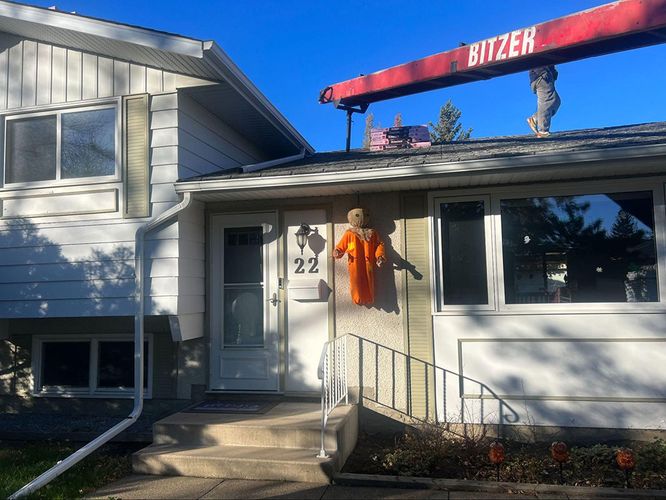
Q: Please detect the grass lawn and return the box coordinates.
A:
[0,440,143,499]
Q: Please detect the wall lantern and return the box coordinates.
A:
[295,223,312,255]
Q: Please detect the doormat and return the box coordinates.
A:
[183,400,278,414]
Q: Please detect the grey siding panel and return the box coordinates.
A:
[130,64,146,94]
[97,56,113,98]
[66,49,82,101]
[36,43,51,105]
[0,48,8,109]
[113,60,129,96]
[82,53,97,100]
[21,40,36,107]
[51,46,66,103]
[177,201,205,315]
[146,67,162,94]
[7,42,21,108]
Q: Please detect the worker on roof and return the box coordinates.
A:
[527,65,560,138]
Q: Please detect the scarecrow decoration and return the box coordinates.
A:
[334,208,386,305]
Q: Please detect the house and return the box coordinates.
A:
[1,0,666,485]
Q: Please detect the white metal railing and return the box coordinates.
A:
[316,334,348,458]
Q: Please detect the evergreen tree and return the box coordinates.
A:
[611,210,642,240]
[393,112,403,127]
[428,100,472,143]
[362,113,374,149]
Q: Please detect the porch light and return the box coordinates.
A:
[295,223,312,255]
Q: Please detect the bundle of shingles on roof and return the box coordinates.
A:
[369,125,431,151]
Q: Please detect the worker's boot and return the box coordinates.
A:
[526,116,538,135]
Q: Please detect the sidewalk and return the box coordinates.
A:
[88,474,654,499]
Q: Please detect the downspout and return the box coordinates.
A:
[10,192,194,499]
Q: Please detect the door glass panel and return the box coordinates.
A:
[224,227,263,283]
[223,227,264,347]
[224,287,264,347]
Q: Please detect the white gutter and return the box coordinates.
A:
[9,192,194,499]
[241,150,306,174]
[176,142,666,195]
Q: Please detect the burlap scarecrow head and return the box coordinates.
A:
[347,208,371,228]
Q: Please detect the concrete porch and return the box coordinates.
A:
[133,402,358,483]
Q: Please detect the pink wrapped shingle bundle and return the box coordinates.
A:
[369,125,431,150]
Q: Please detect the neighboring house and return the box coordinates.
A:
[1,0,666,447]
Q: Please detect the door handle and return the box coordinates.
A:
[268,293,280,306]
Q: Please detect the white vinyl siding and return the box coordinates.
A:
[0,33,213,110]
[0,218,182,317]
[177,92,265,178]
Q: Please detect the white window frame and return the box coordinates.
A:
[429,177,666,315]
[31,334,153,399]
[3,101,121,189]
[432,194,496,312]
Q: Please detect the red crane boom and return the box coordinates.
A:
[319,0,666,108]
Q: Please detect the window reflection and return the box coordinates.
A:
[501,192,657,304]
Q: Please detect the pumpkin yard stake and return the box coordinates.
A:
[615,448,635,488]
[488,441,505,482]
[550,441,569,484]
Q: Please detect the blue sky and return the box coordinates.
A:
[29,0,666,152]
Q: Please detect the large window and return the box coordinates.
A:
[433,185,664,312]
[5,105,117,185]
[500,191,658,304]
[34,335,151,397]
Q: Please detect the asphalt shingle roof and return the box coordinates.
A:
[183,121,666,182]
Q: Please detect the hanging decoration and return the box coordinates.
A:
[334,208,386,305]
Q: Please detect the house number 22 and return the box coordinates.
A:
[294,257,319,274]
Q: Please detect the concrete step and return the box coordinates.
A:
[132,443,338,483]
[152,403,355,454]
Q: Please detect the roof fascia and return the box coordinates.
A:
[175,142,666,194]
[0,1,204,57]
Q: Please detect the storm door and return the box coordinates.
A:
[210,213,279,391]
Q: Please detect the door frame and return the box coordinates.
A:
[209,211,280,391]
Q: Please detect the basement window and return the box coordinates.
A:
[33,335,152,398]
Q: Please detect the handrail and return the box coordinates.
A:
[317,334,348,458]
[315,332,520,459]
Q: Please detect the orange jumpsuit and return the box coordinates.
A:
[334,229,386,305]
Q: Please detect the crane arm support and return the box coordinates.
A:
[319,0,666,107]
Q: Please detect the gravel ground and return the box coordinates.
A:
[0,412,154,437]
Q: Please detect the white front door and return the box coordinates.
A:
[210,212,279,391]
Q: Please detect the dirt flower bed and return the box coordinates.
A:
[342,425,666,489]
